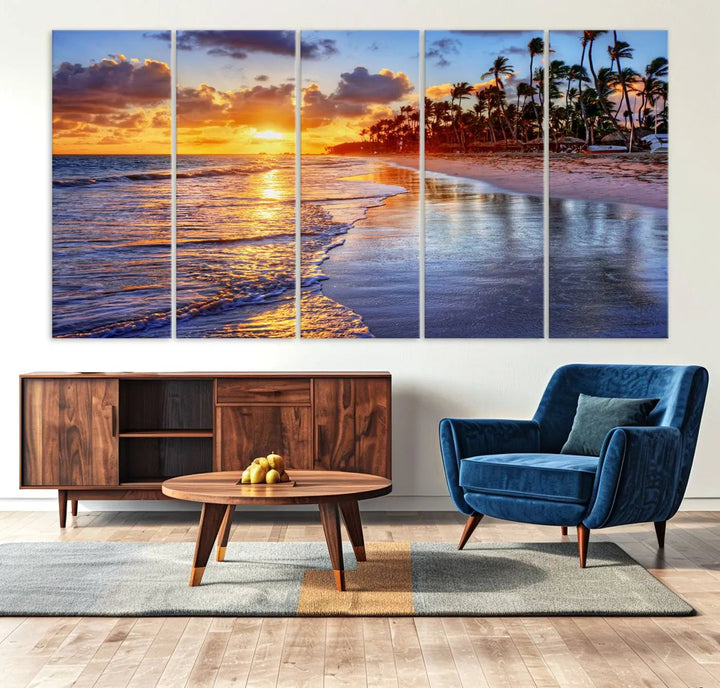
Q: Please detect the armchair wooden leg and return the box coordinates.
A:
[577,524,590,568]
[561,526,568,536]
[654,520,666,548]
[458,513,483,550]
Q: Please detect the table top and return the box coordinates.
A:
[162,470,392,506]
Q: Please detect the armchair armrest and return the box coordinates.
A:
[439,419,541,515]
[583,426,683,529]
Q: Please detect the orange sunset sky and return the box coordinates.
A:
[52,30,419,155]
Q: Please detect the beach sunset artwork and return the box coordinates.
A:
[52,30,172,337]
[423,31,545,338]
[300,30,420,338]
[175,31,298,337]
[548,30,668,338]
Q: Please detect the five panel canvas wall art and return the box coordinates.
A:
[52,29,669,339]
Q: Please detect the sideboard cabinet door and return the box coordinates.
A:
[22,378,119,487]
[314,377,391,478]
[217,406,313,472]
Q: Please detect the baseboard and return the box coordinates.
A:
[1,496,718,512]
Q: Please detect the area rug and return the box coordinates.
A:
[0,541,693,616]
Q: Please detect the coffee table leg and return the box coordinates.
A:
[318,502,345,591]
[190,503,227,586]
[216,505,235,562]
[339,500,366,562]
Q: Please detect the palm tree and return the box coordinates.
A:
[450,81,473,111]
[450,82,473,149]
[608,34,636,149]
[564,64,589,134]
[636,57,668,134]
[527,36,544,139]
[515,82,534,140]
[578,33,591,144]
[474,89,496,144]
[584,30,621,137]
[482,56,514,141]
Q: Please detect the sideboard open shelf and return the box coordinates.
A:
[20,372,391,526]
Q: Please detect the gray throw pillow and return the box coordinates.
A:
[560,394,660,456]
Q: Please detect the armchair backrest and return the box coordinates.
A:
[533,364,708,455]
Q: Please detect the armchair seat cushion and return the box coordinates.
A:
[459,453,599,505]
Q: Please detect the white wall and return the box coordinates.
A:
[1,0,718,511]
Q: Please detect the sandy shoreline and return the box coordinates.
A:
[381,152,667,209]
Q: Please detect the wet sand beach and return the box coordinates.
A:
[386,152,667,209]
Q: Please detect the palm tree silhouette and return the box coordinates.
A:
[636,57,668,133]
[482,56,514,142]
[527,37,544,139]
[450,82,473,149]
[608,33,636,149]
[583,30,622,139]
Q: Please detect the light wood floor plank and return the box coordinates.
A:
[548,618,623,688]
[440,617,492,688]
[276,616,326,688]
[362,617,399,688]
[612,617,720,688]
[185,617,234,688]
[503,618,559,688]
[155,617,212,688]
[244,617,288,688]
[389,617,430,688]
[69,618,138,688]
[519,618,593,688]
[213,617,264,687]
[126,617,189,688]
[415,616,464,688]
[462,618,534,688]
[93,618,164,688]
[573,617,672,688]
[324,617,366,687]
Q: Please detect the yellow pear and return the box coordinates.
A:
[250,464,267,484]
[266,469,280,484]
[240,468,251,484]
[266,453,285,472]
[252,457,270,470]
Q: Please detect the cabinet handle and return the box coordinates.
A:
[111,405,117,437]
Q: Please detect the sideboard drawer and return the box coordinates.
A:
[216,378,311,405]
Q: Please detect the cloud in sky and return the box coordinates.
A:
[425,80,493,101]
[301,67,414,129]
[52,55,171,152]
[334,67,413,103]
[176,30,337,59]
[177,82,295,132]
[426,37,461,68]
[53,56,170,114]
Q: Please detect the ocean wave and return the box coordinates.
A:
[54,310,171,338]
[53,163,277,188]
[177,277,294,324]
[176,231,293,248]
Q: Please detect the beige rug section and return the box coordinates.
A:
[297,542,414,615]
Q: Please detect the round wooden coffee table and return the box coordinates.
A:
[162,470,392,591]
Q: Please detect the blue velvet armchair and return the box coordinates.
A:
[440,364,709,567]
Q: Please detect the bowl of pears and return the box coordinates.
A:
[239,452,293,485]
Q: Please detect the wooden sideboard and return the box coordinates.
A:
[20,372,391,526]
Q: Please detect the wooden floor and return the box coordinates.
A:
[1,509,719,687]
